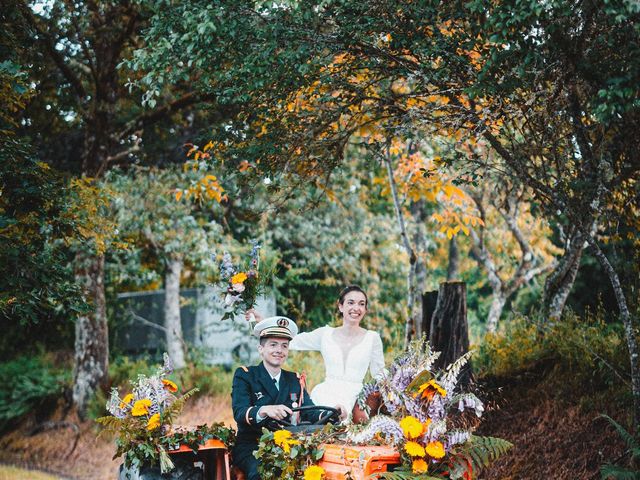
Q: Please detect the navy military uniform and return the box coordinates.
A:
[231,316,321,480]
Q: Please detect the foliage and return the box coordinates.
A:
[96,353,236,472]
[475,311,629,394]
[0,139,86,353]
[256,427,339,480]
[105,166,223,286]
[599,415,640,479]
[0,355,70,432]
[347,340,511,478]
[177,360,234,398]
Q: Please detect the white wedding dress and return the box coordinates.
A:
[289,326,385,414]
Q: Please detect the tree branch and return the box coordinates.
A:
[116,92,217,141]
[19,2,87,100]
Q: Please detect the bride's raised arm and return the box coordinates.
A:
[289,326,326,351]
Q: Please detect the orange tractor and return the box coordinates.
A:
[134,405,401,480]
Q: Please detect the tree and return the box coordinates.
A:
[132,0,640,425]
[12,0,227,415]
[0,20,84,356]
[106,167,223,369]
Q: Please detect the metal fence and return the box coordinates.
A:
[112,287,276,366]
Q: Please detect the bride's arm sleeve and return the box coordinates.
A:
[289,326,325,351]
[369,332,386,378]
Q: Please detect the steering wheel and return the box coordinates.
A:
[264,405,341,431]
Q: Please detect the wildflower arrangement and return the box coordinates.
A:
[255,427,341,480]
[96,354,235,473]
[348,339,512,479]
[218,241,264,321]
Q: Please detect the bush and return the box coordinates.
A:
[475,310,629,395]
[0,355,70,432]
[178,361,234,398]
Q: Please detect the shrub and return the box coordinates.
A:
[0,355,70,432]
[475,310,629,396]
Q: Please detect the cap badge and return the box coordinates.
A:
[277,318,288,327]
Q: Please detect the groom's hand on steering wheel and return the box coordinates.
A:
[336,404,348,422]
[258,404,293,421]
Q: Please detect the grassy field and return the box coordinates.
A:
[0,465,65,480]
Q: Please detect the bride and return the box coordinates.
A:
[247,285,385,419]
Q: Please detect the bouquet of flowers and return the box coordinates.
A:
[218,240,264,321]
[347,340,512,479]
[96,354,235,473]
[256,427,341,480]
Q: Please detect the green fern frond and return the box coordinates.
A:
[600,463,640,480]
[372,469,443,480]
[162,388,198,425]
[599,415,638,453]
[96,415,124,435]
[453,435,512,474]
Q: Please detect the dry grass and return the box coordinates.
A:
[0,465,68,480]
[0,396,233,480]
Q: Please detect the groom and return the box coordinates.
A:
[231,316,331,480]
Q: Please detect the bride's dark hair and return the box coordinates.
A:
[338,284,368,307]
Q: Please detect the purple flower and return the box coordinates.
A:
[347,415,404,445]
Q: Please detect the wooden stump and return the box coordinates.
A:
[421,290,439,340]
[428,282,472,385]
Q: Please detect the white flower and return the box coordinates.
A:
[232,283,246,293]
[224,293,241,306]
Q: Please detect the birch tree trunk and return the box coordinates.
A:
[589,238,640,432]
[447,236,459,281]
[73,252,108,419]
[384,149,418,347]
[486,292,507,333]
[164,254,186,370]
[543,229,585,320]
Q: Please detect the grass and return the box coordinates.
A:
[0,465,66,480]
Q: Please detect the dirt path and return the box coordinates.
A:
[476,369,628,480]
[0,396,233,480]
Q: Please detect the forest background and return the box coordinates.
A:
[1,0,639,478]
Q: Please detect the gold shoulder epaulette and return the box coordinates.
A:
[240,366,249,372]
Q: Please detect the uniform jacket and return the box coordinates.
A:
[231,362,320,445]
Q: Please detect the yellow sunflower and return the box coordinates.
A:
[303,465,325,480]
[146,413,161,431]
[425,440,446,459]
[230,272,247,284]
[416,380,447,401]
[400,416,424,439]
[119,393,134,409]
[404,441,426,457]
[412,458,429,473]
[162,379,178,392]
[131,399,152,416]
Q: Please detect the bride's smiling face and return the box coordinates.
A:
[338,291,368,326]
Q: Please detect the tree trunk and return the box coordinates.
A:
[73,252,108,419]
[429,282,471,385]
[383,147,418,347]
[486,291,507,333]
[164,254,186,370]
[447,236,459,281]
[543,230,585,319]
[589,239,640,433]
[421,290,439,341]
